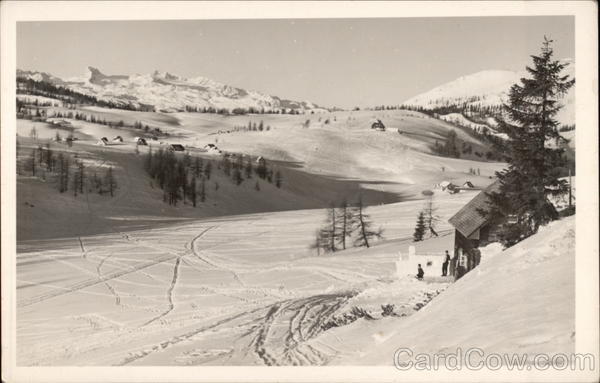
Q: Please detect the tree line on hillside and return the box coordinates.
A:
[217,153,283,188]
[143,149,283,207]
[311,198,383,255]
[18,141,117,197]
[17,77,154,111]
[401,99,504,117]
[17,105,170,140]
[184,105,306,115]
[16,97,60,108]
[230,120,272,132]
[431,129,499,160]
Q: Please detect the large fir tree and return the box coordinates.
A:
[486,37,574,246]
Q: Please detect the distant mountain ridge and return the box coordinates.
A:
[17,67,328,113]
[402,60,575,126]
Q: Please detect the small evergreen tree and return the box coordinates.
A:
[222,156,231,176]
[413,211,426,242]
[29,149,36,176]
[204,161,212,180]
[245,158,253,179]
[200,177,206,202]
[233,168,243,185]
[190,174,197,207]
[77,160,85,194]
[194,156,203,177]
[105,166,117,197]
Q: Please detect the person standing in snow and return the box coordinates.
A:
[442,250,450,276]
[417,264,424,280]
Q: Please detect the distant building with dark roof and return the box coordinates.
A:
[169,144,185,152]
[448,181,502,279]
[370,119,386,131]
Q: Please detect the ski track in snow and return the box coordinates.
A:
[17,250,180,308]
[118,291,356,366]
[248,291,356,366]
[141,226,215,327]
[96,251,121,306]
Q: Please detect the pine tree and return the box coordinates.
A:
[204,161,212,180]
[337,200,357,250]
[486,37,574,247]
[413,211,426,242]
[77,160,85,194]
[194,156,203,177]
[44,143,54,172]
[105,166,117,197]
[37,145,44,166]
[190,174,197,207]
[63,157,70,192]
[233,168,243,185]
[200,177,206,202]
[325,205,340,252]
[353,197,383,248]
[29,149,36,176]
[245,158,253,179]
[72,162,80,197]
[310,229,330,256]
[423,196,440,237]
[144,146,153,173]
[256,158,267,179]
[222,156,231,176]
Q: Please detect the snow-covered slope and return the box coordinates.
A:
[405,70,520,110]
[17,67,327,113]
[403,60,575,126]
[317,216,576,364]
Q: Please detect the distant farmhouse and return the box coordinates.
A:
[371,119,386,131]
[97,137,109,146]
[113,136,123,143]
[134,137,148,146]
[169,144,185,152]
[204,143,221,154]
[438,181,459,193]
[448,181,501,279]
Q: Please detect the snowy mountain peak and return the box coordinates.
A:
[85,66,128,85]
[17,66,328,113]
[403,61,575,126]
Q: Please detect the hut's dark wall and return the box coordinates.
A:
[452,230,482,279]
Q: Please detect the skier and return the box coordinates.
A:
[417,264,424,280]
[442,250,450,276]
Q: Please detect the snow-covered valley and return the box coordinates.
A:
[14,69,577,367]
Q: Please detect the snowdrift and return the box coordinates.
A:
[319,216,575,364]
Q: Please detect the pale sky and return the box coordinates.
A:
[17,17,574,109]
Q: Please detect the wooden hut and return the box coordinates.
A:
[448,181,502,279]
